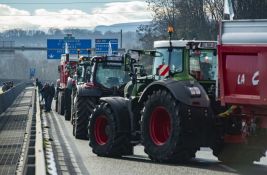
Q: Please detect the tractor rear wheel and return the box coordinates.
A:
[64,89,72,121]
[73,97,96,139]
[70,90,76,124]
[58,91,65,115]
[89,102,132,157]
[141,89,197,163]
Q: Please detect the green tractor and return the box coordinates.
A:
[88,39,218,162]
[70,56,92,124]
[71,55,130,139]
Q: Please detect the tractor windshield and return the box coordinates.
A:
[94,63,129,88]
[77,64,91,83]
[189,50,217,81]
[153,48,183,75]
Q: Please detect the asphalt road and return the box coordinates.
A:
[44,100,267,175]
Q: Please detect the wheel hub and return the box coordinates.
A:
[94,115,108,145]
[149,106,171,145]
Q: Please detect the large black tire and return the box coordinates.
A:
[89,102,133,157]
[70,90,76,125]
[216,129,267,165]
[141,89,197,163]
[55,96,58,112]
[64,89,72,121]
[73,97,96,139]
[58,91,65,115]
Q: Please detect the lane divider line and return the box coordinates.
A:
[52,110,83,174]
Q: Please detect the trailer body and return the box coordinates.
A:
[218,20,267,108]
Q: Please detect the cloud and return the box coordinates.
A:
[0,1,152,31]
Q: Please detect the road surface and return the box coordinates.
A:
[40,100,267,175]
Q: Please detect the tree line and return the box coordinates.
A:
[138,0,267,49]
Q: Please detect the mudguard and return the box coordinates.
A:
[139,79,210,108]
[76,84,102,97]
[100,97,131,133]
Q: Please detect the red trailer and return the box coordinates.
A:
[216,19,267,164]
[56,53,78,120]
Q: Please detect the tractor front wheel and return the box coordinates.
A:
[89,102,132,157]
[73,97,96,139]
[58,91,65,115]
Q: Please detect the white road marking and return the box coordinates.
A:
[52,110,83,174]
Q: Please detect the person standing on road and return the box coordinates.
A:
[47,83,55,111]
[39,82,44,102]
[42,83,50,112]
[36,78,44,101]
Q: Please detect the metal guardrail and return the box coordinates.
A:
[0,79,23,85]
[0,82,30,114]
[0,87,32,175]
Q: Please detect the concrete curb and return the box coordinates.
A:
[35,88,46,175]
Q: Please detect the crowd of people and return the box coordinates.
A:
[36,78,55,112]
[1,81,14,92]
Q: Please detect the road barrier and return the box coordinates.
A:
[0,82,30,114]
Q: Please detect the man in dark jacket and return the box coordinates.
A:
[41,83,50,112]
[47,83,55,111]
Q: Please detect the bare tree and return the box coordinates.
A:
[233,0,267,19]
[138,0,267,48]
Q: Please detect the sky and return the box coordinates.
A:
[0,0,152,31]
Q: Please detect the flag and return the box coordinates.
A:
[224,0,234,20]
[108,41,112,56]
[65,42,69,54]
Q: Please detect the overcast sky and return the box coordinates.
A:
[0,0,152,31]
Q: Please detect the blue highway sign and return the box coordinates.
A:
[47,39,91,59]
[95,39,118,55]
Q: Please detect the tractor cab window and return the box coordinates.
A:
[189,50,217,81]
[77,65,91,83]
[77,66,83,83]
[95,63,129,88]
[153,48,183,75]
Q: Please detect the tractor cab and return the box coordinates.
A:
[187,41,218,98]
[187,41,217,81]
[153,40,217,97]
[153,40,217,78]
[153,40,188,80]
[123,49,159,97]
[86,55,130,96]
[76,56,92,84]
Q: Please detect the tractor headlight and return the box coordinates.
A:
[187,87,201,97]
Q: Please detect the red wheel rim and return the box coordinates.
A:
[149,106,171,145]
[94,115,108,145]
